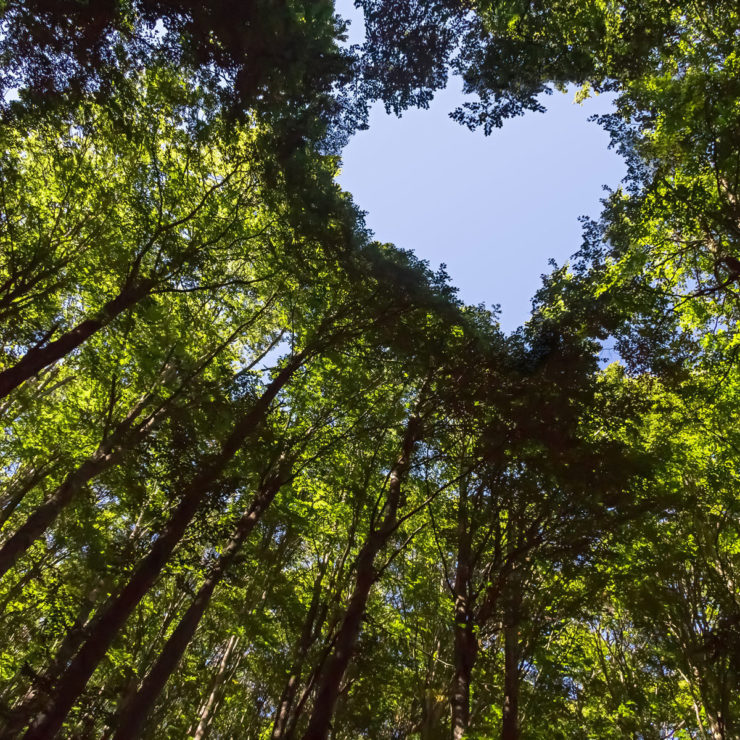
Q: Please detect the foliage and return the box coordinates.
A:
[0,2,738,739]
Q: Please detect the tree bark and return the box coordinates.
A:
[450,476,476,740]
[0,279,155,400]
[192,634,239,740]
[0,461,58,530]
[2,583,105,736]
[110,471,288,740]
[21,352,306,740]
[271,564,327,740]
[501,578,521,740]
[300,416,419,740]
[451,616,477,740]
[702,693,726,740]
[299,539,378,740]
[0,307,274,578]
[0,397,165,580]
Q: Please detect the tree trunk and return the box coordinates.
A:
[300,416,419,740]
[110,472,287,740]
[707,718,725,740]
[6,505,147,734]
[21,352,306,740]
[0,461,58,530]
[501,623,519,740]
[702,696,726,740]
[0,279,155,399]
[271,564,327,740]
[0,398,165,580]
[192,634,239,740]
[450,476,476,740]
[300,539,379,740]
[282,627,339,739]
[420,687,445,740]
[501,579,521,740]
[451,619,477,740]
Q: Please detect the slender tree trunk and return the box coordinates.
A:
[0,399,165,580]
[283,623,340,739]
[451,618,477,740]
[300,416,419,740]
[300,539,378,740]
[271,564,327,740]
[282,539,358,739]
[2,583,105,736]
[501,623,519,740]
[451,477,476,740]
[501,573,521,740]
[6,509,148,734]
[272,675,301,740]
[22,353,306,740]
[0,279,155,399]
[192,635,239,740]
[110,472,288,740]
[0,461,58,530]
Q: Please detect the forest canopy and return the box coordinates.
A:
[0,1,738,738]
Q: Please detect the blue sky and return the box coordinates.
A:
[335,1,625,332]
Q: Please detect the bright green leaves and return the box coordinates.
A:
[0,2,738,738]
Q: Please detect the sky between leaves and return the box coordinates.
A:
[335,0,626,332]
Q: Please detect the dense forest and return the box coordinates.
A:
[0,1,738,738]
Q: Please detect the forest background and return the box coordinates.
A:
[0,1,738,739]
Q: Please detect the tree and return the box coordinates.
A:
[2,1,739,738]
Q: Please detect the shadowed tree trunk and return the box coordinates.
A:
[451,475,475,740]
[192,634,239,740]
[21,352,307,740]
[110,467,291,740]
[0,307,269,580]
[501,567,521,740]
[451,614,477,740]
[0,278,156,399]
[300,415,420,740]
[271,562,328,740]
[0,460,59,530]
[0,397,166,580]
